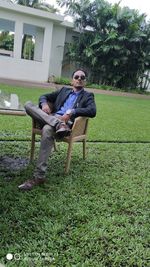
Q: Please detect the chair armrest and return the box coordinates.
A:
[32,116,89,139]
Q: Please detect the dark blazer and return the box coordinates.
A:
[39,87,96,121]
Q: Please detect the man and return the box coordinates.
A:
[19,69,96,190]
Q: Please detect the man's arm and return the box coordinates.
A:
[39,89,61,108]
[39,89,62,114]
[41,103,52,114]
[73,93,96,118]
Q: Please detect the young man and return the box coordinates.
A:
[19,69,96,190]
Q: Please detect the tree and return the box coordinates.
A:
[11,0,58,13]
[58,0,150,90]
[0,31,14,51]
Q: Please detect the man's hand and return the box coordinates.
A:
[42,103,51,114]
[61,114,71,123]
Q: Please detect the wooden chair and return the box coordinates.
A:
[30,116,89,173]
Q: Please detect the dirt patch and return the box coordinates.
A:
[0,156,29,179]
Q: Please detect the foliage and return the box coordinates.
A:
[22,35,35,60]
[53,77,150,93]
[0,31,14,51]
[86,83,150,94]
[58,0,150,90]
[11,0,58,12]
[53,76,71,85]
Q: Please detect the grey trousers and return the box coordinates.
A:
[25,101,62,178]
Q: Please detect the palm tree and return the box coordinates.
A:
[11,0,58,13]
[58,0,150,90]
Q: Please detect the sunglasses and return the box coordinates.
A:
[73,75,86,81]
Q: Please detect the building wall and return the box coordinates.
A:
[0,8,53,82]
[61,29,79,78]
[49,25,66,79]
[0,1,74,82]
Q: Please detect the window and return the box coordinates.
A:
[22,23,44,61]
[0,18,15,57]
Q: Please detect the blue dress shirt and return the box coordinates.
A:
[56,89,83,115]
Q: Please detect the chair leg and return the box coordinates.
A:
[65,141,73,174]
[30,132,35,161]
[83,139,86,159]
[53,139,57,151]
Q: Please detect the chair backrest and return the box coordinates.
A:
[69,116,89,138]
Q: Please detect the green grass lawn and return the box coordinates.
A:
[0,141,150,266]
[0,83,150,142]
[0,84,150,266]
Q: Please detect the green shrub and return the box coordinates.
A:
[52,77,150,95]
[87,83,113,90]
[87,83,150,94]
[54,76,71,85]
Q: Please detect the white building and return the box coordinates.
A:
[0,0,76,82]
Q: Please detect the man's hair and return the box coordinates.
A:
[72,69,88,78]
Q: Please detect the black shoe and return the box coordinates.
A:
[18,178,46,191]
[56,123,71,138]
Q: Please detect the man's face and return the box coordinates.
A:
[72,70,86,90]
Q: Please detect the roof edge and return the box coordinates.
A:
[0,0,64,22]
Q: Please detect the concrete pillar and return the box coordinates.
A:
[42,23,53,79]
[14,20,23,59]
[34,27,44,61]
[42,24,53,61]
[49,25,66,77]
